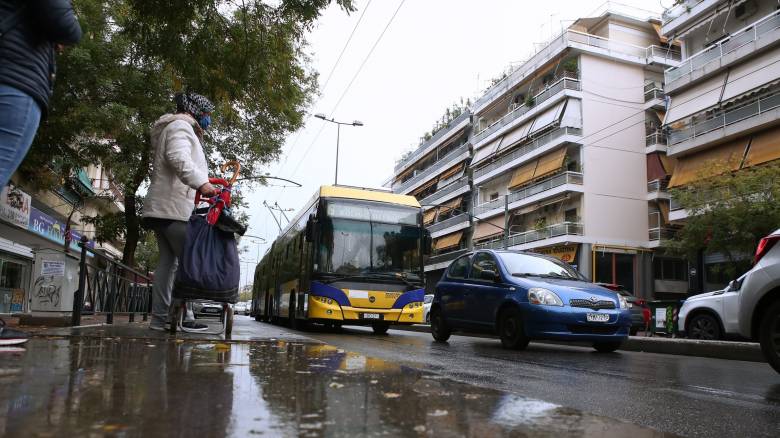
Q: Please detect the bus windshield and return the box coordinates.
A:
[318,201,421,279]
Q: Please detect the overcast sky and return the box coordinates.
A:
[238,0,669,287]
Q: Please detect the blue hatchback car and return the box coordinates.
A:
[430,250,632,352]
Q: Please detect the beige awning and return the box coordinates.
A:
[472,215,505,241]
[658,201,670,224]
[744,126,780,168]
[529,100,566,135]
[722,46,780,102]
[433,231,463,251]
[651,23,668,44]
[654,110,666,124]
[439,162,464,181]
[471,135,503,166]
[659,153,676,175]
[665,72,727,124]
[508,160,538,190]
[497,120,532,155]
[438,196,463,215]
[668,138,748,187]
[533,147,567,180]
[409,176,438,198]
[560,98,582,129]
[423,208,437,225]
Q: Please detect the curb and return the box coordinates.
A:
[392,324,765,363]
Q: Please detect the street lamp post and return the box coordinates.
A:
[314,114,363,185]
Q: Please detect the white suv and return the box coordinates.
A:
[678,284,740,340]
[737,228,780,373]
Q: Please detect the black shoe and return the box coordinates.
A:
[182,321,208,331]
[0,318,29,346]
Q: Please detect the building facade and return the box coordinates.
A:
[389,8,688,300]
[661,0,780,292]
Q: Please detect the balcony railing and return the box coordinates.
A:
[472,76,580,147]
[427,213,469,234]
[666,9,780,84]
[649,227,677,241]
[644,86,664,102]
[667,89,780,146]
[473,127,582,182]
[474,172,583,216]
[420,177,469,207]
[646,130,666,146]
[394,111,471,172]
[425,248,469,267]
[647,179,669,193]
[394,143,469,194]
[475,222,583,249]
[646,46,682,63]
[662,0,704,23]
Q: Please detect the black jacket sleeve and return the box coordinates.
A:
[30,0,82,45]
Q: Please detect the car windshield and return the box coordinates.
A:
[499,252,583,280]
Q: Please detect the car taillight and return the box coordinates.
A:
[635,299,645,306]
[754,235,780,265]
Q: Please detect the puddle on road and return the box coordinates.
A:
[0,339,671,437]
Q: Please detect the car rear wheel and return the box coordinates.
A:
[498,308,529,350]
[759,300,780,374]
[593,341,622,353]
[430,309,451,342]
[687,313,722,340]
[371,322,390,335]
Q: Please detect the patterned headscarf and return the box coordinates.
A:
[175,92,215,118]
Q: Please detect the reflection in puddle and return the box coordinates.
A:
[0,339,672,437]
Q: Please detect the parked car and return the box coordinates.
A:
[244,300,252,316]
[736,228,780,373]
[677,283,740,340]
[423,294,434,323]
[596,283,649,336]
[430,250,632,352]
[234,301,247,315]
[194,301,223,318]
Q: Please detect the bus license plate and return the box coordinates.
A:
[362,313,381,320]
[586,313,610,322]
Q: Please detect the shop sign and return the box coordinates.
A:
[535,244,579,263]
[0,184,31,229]
[28,207,93,252]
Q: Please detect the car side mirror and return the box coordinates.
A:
[481,269,500,282]
[423,229,432,255]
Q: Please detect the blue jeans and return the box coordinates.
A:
[0,85,42,189]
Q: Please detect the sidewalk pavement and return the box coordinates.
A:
[393,324,765,363]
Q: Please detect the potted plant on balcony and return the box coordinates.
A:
[562,57,579,76]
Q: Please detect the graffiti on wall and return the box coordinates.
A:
[33,275,61,308]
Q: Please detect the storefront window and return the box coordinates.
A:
[595,252,635,293]
[0,258,27,313]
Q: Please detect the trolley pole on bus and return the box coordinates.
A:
[314,114,364,185]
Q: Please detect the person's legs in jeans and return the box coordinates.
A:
[151,221,200,328]
[0,85,42,188]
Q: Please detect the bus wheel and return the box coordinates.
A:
[371,322,390,335]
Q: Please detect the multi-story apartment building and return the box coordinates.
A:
[661,0,780,292]
[0,166,125,314]
[389,8,687,299]
[388,110,472,290]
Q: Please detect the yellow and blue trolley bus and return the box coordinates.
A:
[252,185,430,334]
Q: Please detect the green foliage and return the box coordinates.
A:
[20,0,353,267]
[134,232,160,273]
[669,161,780,274]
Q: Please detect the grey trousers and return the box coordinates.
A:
[151,220,195,326]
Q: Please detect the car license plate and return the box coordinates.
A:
[362,313,381,320]
[586,313,610,322]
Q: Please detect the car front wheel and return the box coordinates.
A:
[687,313,722,340]
[430,309,451,342]
[759,300,780,374]
[498,308,529,350]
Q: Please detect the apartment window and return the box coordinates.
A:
[489,192,499,202]
[564,208,577,223]
[653,258,688,282]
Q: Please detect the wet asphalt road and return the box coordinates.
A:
[298,323,780,438]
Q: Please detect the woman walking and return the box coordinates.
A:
[143,92,218,331]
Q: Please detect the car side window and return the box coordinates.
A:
[469,252,498,280]
[448,255,471,279]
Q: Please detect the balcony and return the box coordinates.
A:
[394,143,469,195]
[472,75,580,147]
[394,111,471,173]
[425,248,469,271]
[647,179,670,200]
[473,29,681,114]
[420,177,469,208]
[474,172,583,217]
[667,89,780,153]
[475,222,583,250]
[649,227,677,242]
[644,84,664,102]
[473,127,582,185]
[427,213,469,235]
[645,130,667,153]
[665,9,780,89]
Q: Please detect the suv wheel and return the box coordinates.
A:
[498,308,529,350]
[430,309,451,342]
[688,313,722,340]
[759,300,780,374]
